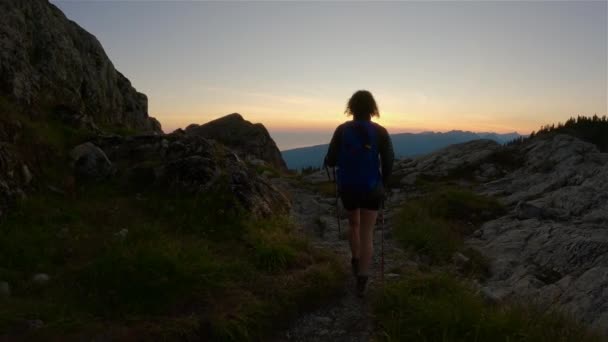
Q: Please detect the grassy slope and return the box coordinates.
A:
[0,182,344,341]
[372,182,603,341]
[0,98,345,341]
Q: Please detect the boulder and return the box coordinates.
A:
[32,273,50,285]
[184,113,287,170]
[405,139,501,179]
[21,164,32,185]
[69,142,114,181]
[94,134,290,218]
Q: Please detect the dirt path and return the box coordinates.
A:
[276,175,412,342]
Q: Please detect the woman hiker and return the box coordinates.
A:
[324,90,394,297]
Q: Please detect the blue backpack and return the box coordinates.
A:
[337,120,381,193]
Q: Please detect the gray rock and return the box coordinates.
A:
[184,114,286,170]
[249,158,267,167]
[410,139,501,179]
[95,134,290,218]
[0,0,162,133]
[400,172,419,186]
[21,164,32,185]
[515,201,544,220]
[386,273,401,280]
[467,135,608,331]
[32,273,50,285]
[114,229,128,241]
[405,133,608,331]
[69,142,114,181]
[480,287,505,304]
[452,252,470,268]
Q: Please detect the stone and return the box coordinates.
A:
[452,252,470,268]
[69,142,114,181]
[249,158,267,167]
[94,134,290,218]
[32,273,50,285]
[480,287,503,304]
[21,164,32,185]
[0,0,162,133]
[386,273,401,280]
[400,172,419,186]
[410,139,502,179]
[466,134,608,330]
[114,229,128,241]
[184,114,286,170]
[515,201,544,220]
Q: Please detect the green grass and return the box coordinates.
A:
[309,181,337,198]
[394,185,504,266]
[381,184,601,341]
[0,183,345,340]
[373,272,602,342]
[251,163,282,179]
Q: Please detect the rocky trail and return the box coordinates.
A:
[275,174,413,342]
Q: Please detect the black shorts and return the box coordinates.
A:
[340,188,384,211]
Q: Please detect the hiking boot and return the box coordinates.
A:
[356,275,368,298]
[351,258,359,277]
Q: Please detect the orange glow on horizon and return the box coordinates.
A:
[155,109,563,137]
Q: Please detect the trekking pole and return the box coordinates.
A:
[333,167,341,239]
[380,198,385,283]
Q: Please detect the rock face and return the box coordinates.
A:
[395,134,608,332]
[392,139,502,183]
[0,0,161,133]
[469,134,608,332]
[183,113,287,170]
[95,133,290,218]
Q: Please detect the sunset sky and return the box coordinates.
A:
[52,1,607,150]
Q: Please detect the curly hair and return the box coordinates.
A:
[344,90,379,120]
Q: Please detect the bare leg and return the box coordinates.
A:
[347,209,361,260]
[358,209,378,276]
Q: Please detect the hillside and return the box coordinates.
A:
[282,130,521,170]
[0,1,606,341]
[0,1,345,340]
[290,120,607,340]
[387,118,608,336]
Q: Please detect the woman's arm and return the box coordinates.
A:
[378,126,394,187]
[324,125,343,167]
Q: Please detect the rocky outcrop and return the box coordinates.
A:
[467,134,608,332]
[0,0,161,133]
[0,113,39,217]
[395,134,608,332]
[392,139,502,184]
[94,133,289,218]
[183,113,287,170]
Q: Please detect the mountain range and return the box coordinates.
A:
[281,130,522,169]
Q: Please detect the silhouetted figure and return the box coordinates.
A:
[325,90,394,297]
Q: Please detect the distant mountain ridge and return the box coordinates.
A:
[282,130,522,169]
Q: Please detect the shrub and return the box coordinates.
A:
[373,272,602,342]
[394,186,504,264]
